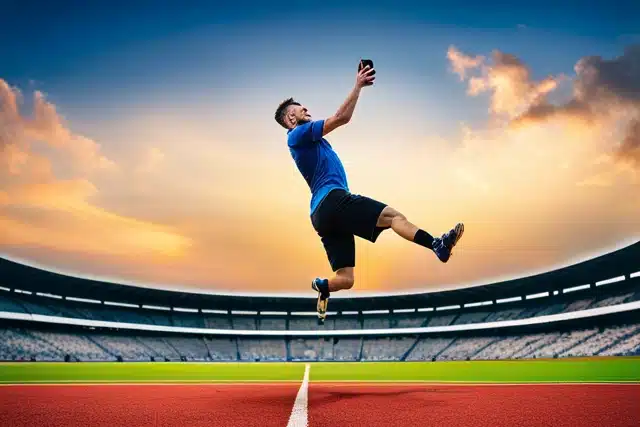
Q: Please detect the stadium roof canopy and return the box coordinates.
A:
[1,241,638,312]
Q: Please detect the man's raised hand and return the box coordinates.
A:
[356,65,376,88]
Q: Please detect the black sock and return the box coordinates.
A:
[413,229,434,249]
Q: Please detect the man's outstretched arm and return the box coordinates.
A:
[323,64,375,136]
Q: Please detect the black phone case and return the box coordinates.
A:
[359,59,375,75]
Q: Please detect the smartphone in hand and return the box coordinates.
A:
[358,59,375,86]
[358,59,375,75]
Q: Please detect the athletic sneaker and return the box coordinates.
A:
[432,222,465,263]
[312,278,330,324]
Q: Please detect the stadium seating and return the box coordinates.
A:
[1,243,639,363]
[1,321,639,362]
[3,283,638,334]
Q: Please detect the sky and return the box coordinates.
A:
[1,0,640,295]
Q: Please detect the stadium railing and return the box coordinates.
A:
[1,300,639,337]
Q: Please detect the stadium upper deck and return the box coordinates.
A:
[1,241,639,314]
[1,278,639,332]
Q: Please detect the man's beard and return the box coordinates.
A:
[297,117,311,125]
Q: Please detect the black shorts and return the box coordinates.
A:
[311,189,389,272]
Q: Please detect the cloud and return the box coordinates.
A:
[509,99,595,127]
[513,45,640,125]
[448,44,640,171]
[0,78,192,260]
[574,44,640,106]
[1,77,112,190]
[523,45,640,170]
[0,81,116,176]
[446,46,485,81]
[615,118,640,167]
[447,45,564,120]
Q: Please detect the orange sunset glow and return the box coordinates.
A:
[2,40,639,294]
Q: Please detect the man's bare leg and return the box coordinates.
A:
[312,268,353,298]
[312,267,354,324]
[376,206,464,263]
[376,206,421,240]
[327,267,354,292]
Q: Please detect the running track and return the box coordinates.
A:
[1,368,638,426]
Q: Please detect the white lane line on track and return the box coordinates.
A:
[286,363,310,427]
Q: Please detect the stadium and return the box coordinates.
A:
[1,240,639,426]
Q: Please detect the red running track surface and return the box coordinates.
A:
[0,384,299,427]
[309,383,640,427]
[0,383,638,427]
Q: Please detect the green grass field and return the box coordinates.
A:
[1,357,639,384]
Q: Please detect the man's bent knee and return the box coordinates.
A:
[342,276,355,289]
[377,206,404,228]
[336,268,355,290]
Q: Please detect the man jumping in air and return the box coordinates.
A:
[274,62,464,323]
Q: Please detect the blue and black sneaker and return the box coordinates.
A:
[311,278,330,325]
[432,222,465,263]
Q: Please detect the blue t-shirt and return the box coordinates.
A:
[287,119,349,215]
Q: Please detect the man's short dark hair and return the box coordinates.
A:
[274,97,300,129]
